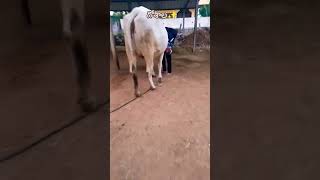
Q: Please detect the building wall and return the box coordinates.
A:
[141,9,197,19]
[189,9,196,17]
[199,0,210,5]
[161,17,210,29]
[156,10,179,18]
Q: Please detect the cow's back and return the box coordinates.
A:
[123,6,168,57]
[134,13,168,53]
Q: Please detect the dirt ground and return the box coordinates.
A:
[110,47,210,180]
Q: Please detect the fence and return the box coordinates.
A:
[112,17,210,34]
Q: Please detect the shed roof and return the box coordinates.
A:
[110,0,197,11]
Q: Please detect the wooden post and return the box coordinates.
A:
[193,0,199,53]
[182,9,185,34]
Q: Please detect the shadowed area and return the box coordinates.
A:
[0,0,108,179]
[214,1,320,179]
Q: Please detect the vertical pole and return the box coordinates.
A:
[182,9,185,34]
[193,0,199,53]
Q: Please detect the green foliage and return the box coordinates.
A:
[111,11,128,22]
[199,5,210,17]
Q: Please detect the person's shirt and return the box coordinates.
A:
[165,27,178,48]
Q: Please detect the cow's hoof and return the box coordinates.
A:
[135,91,141,97]
[150,86,156,91]
[158,78,162,83]
[78,97,97,112]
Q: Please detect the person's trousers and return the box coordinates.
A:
[162,53,172,73]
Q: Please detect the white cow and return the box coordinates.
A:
[123,6,168,97]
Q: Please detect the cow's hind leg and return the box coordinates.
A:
[144,54,156,90]
[129,55,141,97]
[148,71,156,90]
[132,64,141,97]
[158,53,165,83]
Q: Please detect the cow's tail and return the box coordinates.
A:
[123,12,139,73]
[129,13,138,51]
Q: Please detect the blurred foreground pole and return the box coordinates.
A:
[193,0,199,53]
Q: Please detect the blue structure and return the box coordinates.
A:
[110,0,197,11]
[110,0,201,52]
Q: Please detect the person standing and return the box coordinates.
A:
[162,27,178,74]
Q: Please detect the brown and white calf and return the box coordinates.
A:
[123,6,168,97]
